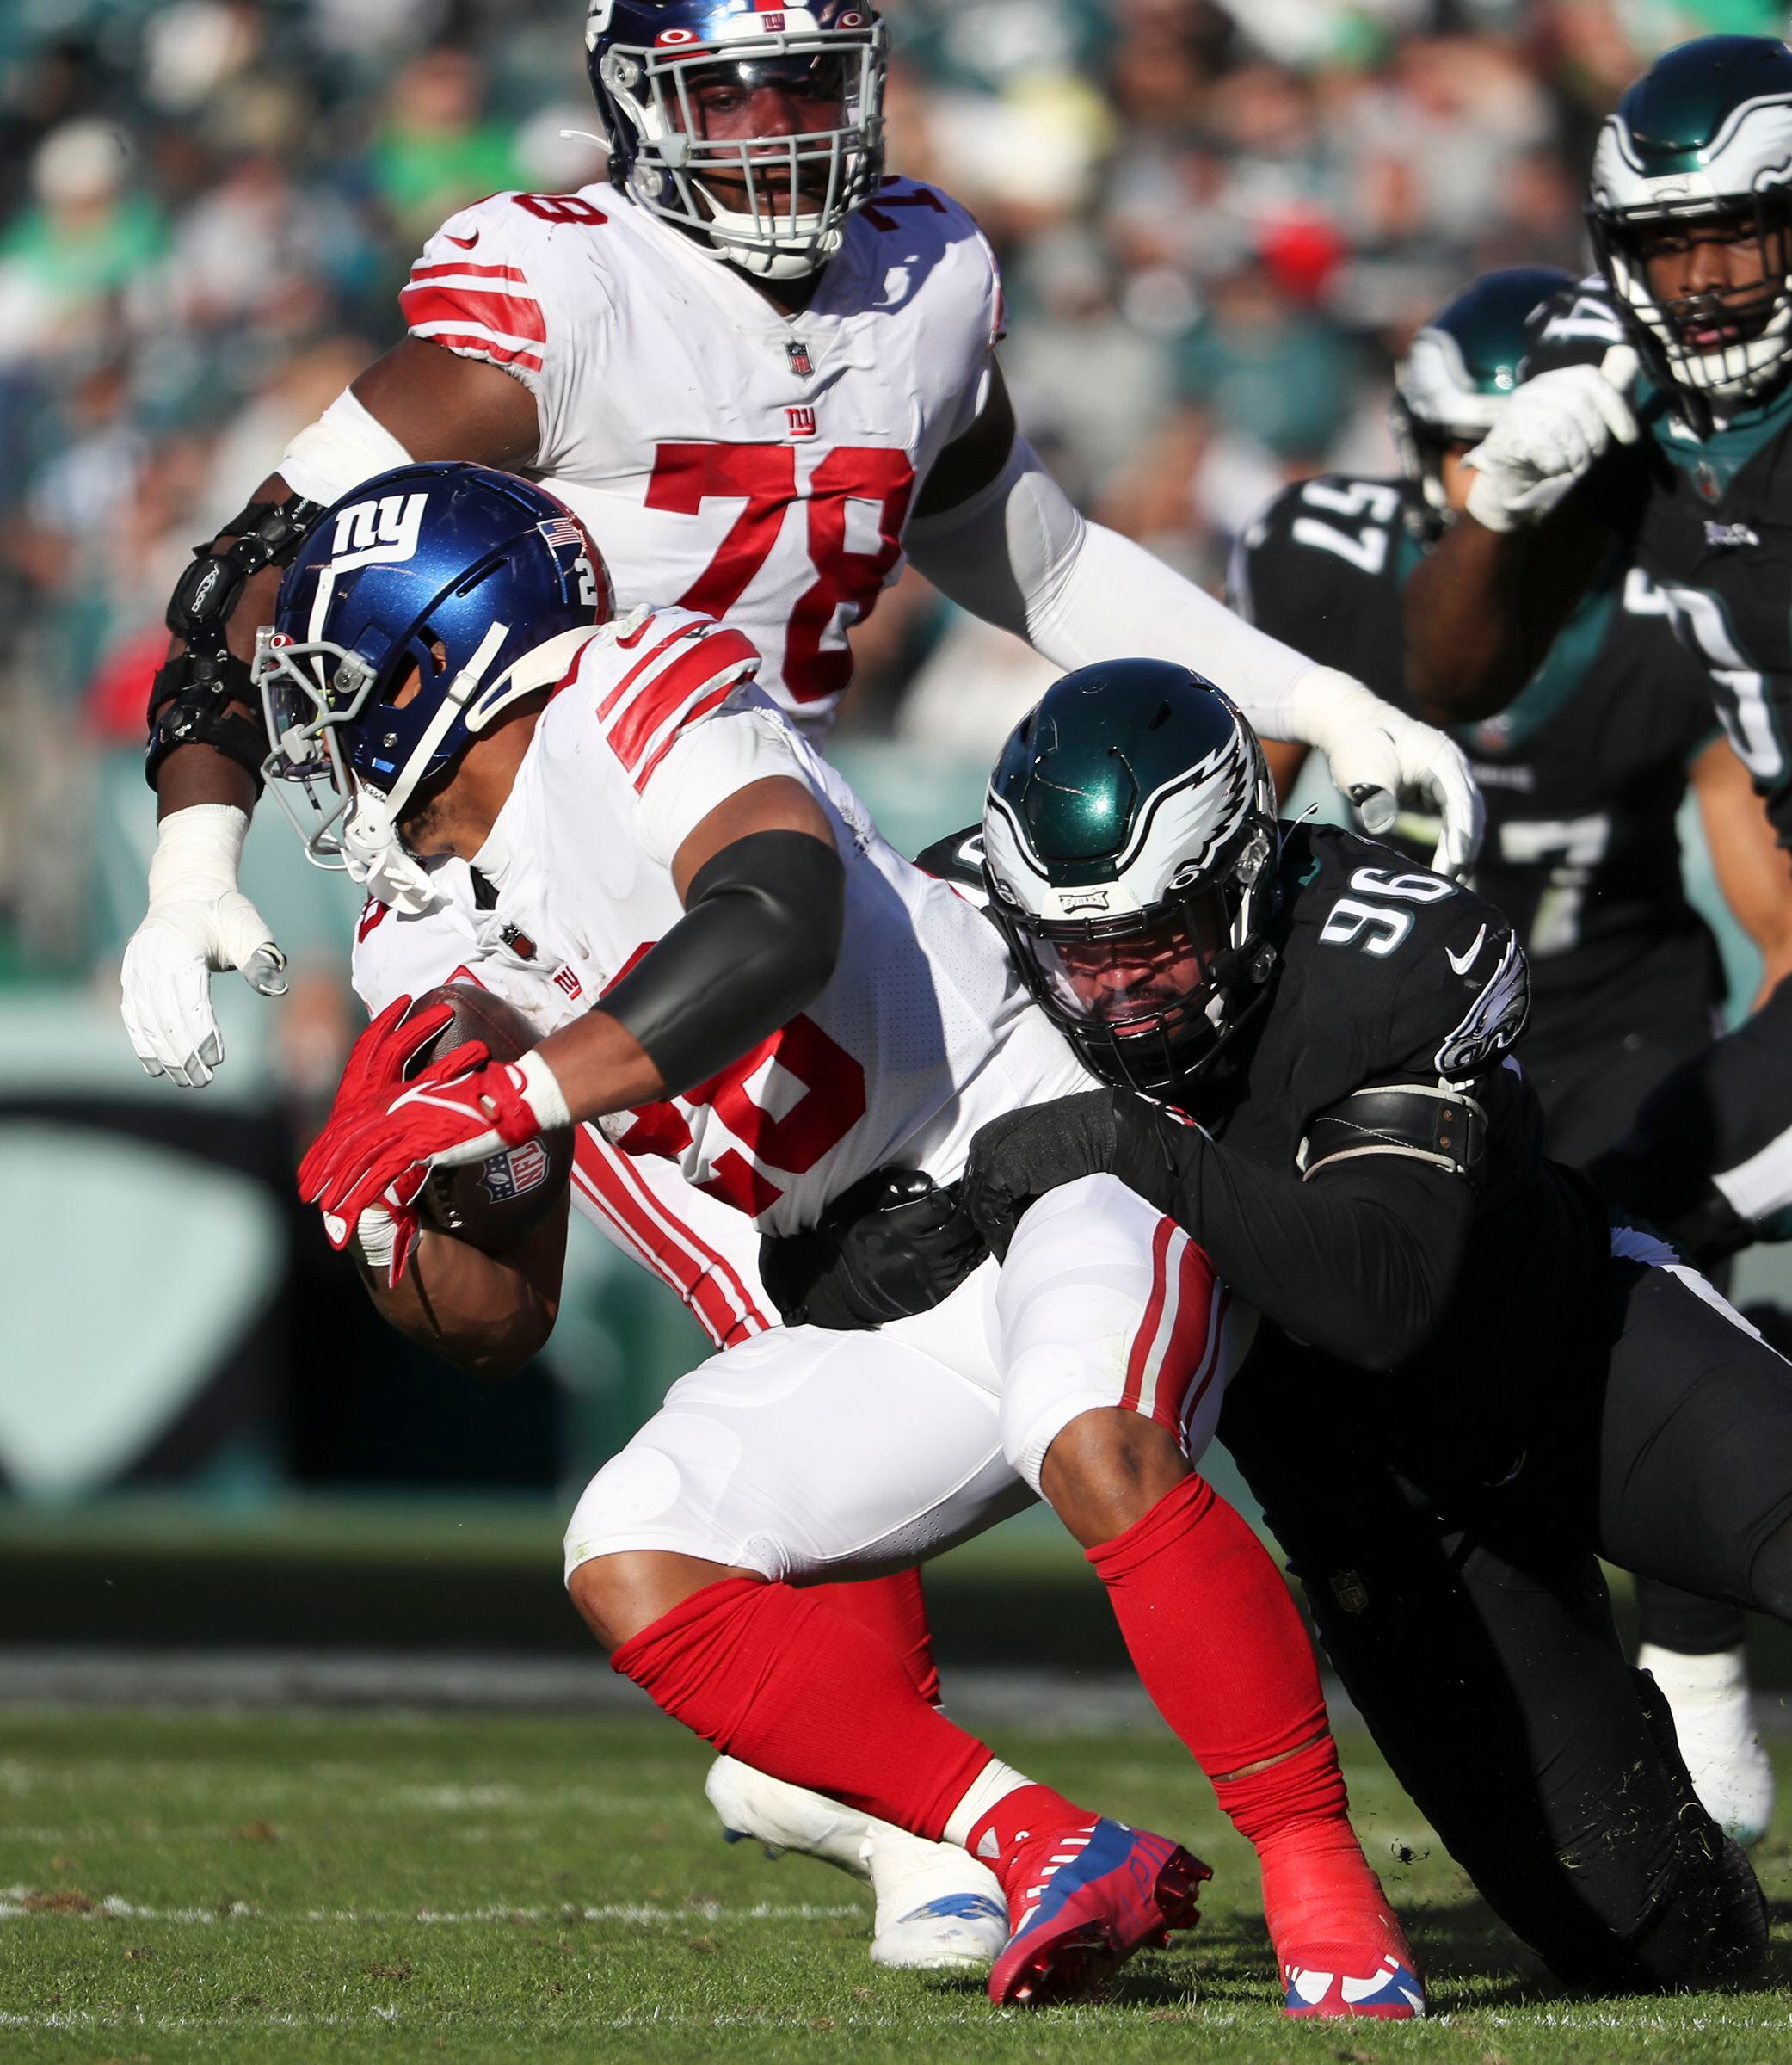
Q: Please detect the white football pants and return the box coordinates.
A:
[563,1174,1257,1583]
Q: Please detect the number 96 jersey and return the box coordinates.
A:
[402,179,1003,741]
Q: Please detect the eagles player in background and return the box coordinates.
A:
[1407,35,1792,1273]
[958,661,1792,1995]
[114,0,1475,1971]
[1233,265,1792,1845]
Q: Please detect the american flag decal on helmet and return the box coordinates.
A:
[538,517,586,547]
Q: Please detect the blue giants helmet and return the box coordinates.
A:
[584,0,885,280]
[256,463,613,913]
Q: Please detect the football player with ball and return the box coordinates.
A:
[261,462,1425,2019]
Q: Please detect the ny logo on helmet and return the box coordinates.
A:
[331,492,428,564]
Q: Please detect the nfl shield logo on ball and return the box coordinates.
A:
[478,1139,551,1202]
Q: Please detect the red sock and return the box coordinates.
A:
[809,1569,941,1706]
[1087,1475,1404,1964]
[613,1575,985,1840]
[1217,1735,1410,1969]
[958,1780,1095,1906]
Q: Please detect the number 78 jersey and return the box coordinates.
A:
[403,178,1003,740]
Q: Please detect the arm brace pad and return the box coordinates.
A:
[600,829,846,1100]
[903,435,1313,737]
[278,389,416,509]
[145,490,329,789]
[1298,1081,1487,1187]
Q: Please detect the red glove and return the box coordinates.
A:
[299,1043,570,1236]
[300,995,455,1276]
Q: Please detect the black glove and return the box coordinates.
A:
[963,1088,1179,1260]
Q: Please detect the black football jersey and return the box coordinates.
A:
[1527,279,1792,846]
[926,816,1615,1470]
[1230,471,1723,1061]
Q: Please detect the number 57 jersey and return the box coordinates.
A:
[350,607,1090,1238]
[403,178,1003,741]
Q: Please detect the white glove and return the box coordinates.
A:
[1463,345,1638,533]
[120,804,288,1088]
[1289,667,1485,878]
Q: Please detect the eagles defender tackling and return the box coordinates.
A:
[1232,266,1789,1846]
[958,661,1792,1994]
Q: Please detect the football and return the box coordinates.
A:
[405,984,575,1250]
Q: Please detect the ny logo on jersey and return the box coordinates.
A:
[786,405,817,440]
[330,492,427,564]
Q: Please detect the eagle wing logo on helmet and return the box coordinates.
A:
[1435,931,1530,1079]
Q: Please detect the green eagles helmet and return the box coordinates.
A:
[1390,265,1574,515]
[1588,34,1792,415]
[982,659,1279,1094]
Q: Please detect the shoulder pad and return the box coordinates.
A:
[557,607,762,794]
[1291,827,1530,1081]
[1523,276,1628,376]
[847,179,1004,347]
[914,823,985,891]
[401,188,616,385]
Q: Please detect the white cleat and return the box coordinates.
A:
[705,1754,1008,1971]
[1639,1642,1777,1846]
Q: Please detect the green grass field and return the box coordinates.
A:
[5,1710,1792,2064]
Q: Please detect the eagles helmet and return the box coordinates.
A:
[255,462,613,914]
[1391,266,1573,516]
[982,660,1280,1094]
[1588,34,1792,417]
[585,0,885,280]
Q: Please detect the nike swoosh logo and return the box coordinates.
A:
[1446,925,1487,977]
[446,231,480,250]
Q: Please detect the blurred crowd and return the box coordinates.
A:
[0,0,1775,977]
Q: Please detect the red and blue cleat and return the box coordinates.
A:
[1282,1950,1426,2019]
[987,1817,1210,2006]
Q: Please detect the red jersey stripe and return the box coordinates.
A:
[401,283,547,344]
[595,620,705,724]
[1119,1216,1176,1415]
[572,1131,766,1347]
[607,627,761,774]
[409,328,544,374]
[409,261,531,284]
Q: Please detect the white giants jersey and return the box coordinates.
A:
[351,608,1087,1242]
[400,179,1003,739]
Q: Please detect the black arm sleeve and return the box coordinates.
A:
[1120,1113,1478,1372]
[599,828,845,1099]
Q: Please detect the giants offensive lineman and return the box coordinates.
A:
[118,0,1478,1974]
[262,461,1424,2018]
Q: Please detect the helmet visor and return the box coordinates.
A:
[1020,894,1230,1033]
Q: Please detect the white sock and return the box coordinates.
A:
[943,1757,1034,1851]
[1638,1641,1749,1699]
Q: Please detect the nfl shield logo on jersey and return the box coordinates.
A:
[479,1139,551,1202]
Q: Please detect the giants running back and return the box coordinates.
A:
[352,604,1088,1240]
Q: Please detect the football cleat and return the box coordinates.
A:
[1283,1951,1426,2019]
[986,1818,1210,2007]
[705,1755,1007,1971]
[1639,1643,1777,1847]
